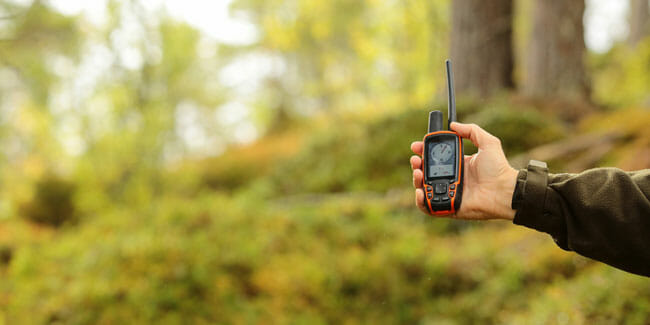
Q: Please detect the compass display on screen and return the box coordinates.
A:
[429,143,453,164]
[427,141,454,177]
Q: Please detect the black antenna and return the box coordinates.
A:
[446,59,456,130]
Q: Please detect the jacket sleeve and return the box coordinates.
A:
[512,161,650,277]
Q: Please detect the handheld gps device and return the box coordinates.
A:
[422,60,464,215]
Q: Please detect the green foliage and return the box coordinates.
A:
[198,132,302,191]
[19,174,76,227]
[4,192,649,324]
[507,267,650,324]
[270,109,424,194]
[266,100,563,195]
[466,101,566,155]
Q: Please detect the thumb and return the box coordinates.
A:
[450,122,501,150]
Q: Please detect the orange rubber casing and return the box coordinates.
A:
[421,130,464,215]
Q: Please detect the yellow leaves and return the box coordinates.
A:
[248,0,452,117]
[13,103,51,140]
[263,15,298,51]
[310,20,331,41]
[412,79,437,108]
[22,157,46,181]
[580,107,650,136]
[197,129,303,190]
[591,39,650,107]
[251,254,328,313]
[578,107,650,169]
[350,29,376,60]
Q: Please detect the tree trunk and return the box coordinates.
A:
[523,0,589,102]
[629,0,650,47]
[450,0,514,99]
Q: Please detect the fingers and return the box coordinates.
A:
[412,168,423,188]
[450,122,501,150]
[464,155,473,166]
[415,188,430,214]
[413,140,429,215]
[410,155,421,170]
[410,141,423,155]
[411,155,423,189]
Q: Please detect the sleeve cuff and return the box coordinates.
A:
[511,169,527,210]
[512,160,568,248]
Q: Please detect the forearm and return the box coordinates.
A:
[512,161,650,276]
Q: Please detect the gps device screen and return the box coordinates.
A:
[427,139,455,178]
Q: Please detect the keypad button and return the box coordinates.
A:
[426,186,432,192]
[442,196,449,201]
[449,191,454,197]
[434,183,448,194]
[427,193,432,199]
[450,184,456,190]
[433,197,441,202]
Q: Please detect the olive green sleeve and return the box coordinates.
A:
[512,161,650,277]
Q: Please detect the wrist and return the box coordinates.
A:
[493,167,518,220]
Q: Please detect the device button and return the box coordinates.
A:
[450,184,456,190]
[426,186,432,192]
[442,196,449,202]
[434,183,447,194]
[449,191,454,198]
[433,197,440,202]
[427,192,432,199]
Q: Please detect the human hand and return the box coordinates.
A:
[410,122,518,220]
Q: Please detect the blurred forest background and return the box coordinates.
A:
[0,0,649,323]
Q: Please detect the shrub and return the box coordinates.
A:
[20,175,76,227]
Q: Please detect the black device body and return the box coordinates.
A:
[421,60,464,214]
